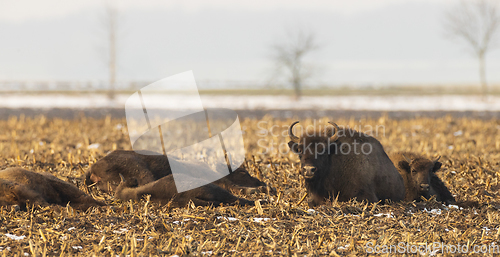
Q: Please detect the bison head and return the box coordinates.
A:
[0,181,26,211]
[287,121,339,180]
[399,155,441,194]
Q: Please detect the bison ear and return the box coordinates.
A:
[89,173,101,183]
[432,161,442,172]
[288,141,299,154]
[398,160,411,172]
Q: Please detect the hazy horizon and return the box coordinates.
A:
[1,0,500,88]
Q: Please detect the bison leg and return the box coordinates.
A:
[355,190,378,203]
[86,161,156,193]
[190,185,255,207]
[307,193,326,208]
[43,177,105,210]
[212,167,276,195]
[190,198,223,207]
[67,195,106,210]
[13,185,50,210]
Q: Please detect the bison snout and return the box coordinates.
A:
[303,165,317,179]
[420,184,430,192]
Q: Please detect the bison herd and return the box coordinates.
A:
[0,121,467,211]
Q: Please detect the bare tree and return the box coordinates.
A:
[271,28,319,100]
[103,4,118,100]
[443,0,500,97]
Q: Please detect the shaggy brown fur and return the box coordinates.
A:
[115,174,254,207]
[390,152,455,204]
[288,122,405,207]
[0,168,105,211]
[85,150,274,195]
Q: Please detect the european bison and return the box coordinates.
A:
[288,121,405,207]
[0,168,105,211]
[85,150,273,195]
[115,174,254,207]
[390,152,455,204]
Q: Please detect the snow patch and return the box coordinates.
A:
[87,143,100,149]
[4,94,500,111]
[217,216,238,222]
[172,218,192,225]
[338,243,350,250]
[4,233,25,240]
[112,228,129,234]
[424,208,442,215]
[373,212,394,218]
[252,217,272,223]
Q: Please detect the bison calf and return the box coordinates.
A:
[115,174,254,207]
[390,152,455,204]
[86,150,273,195]
[0,168,105,211]
[288,121,405,207]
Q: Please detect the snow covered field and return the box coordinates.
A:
[0,93,499,111]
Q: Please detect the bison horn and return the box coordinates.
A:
[289,121,300,143]
[433,156,441,162]
[119,173,125,183]
[402,154,412,164]
[327,122,340,142]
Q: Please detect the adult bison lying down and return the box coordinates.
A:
[288,121,405,207]
[390,152,455,204]
[85,150,273,195]
[115,174,254,207]
[0,168,105,211]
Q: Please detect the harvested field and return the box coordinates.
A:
[0,114,499,256]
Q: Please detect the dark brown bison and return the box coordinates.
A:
[115,174,254,207]
[288,121,405,207]
[85,150,273,195]
[0,168,105,211]
[390,152,455,204]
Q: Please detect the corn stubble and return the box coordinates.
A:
[0,114,499,256]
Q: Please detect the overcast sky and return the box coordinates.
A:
[1,0,499,87]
